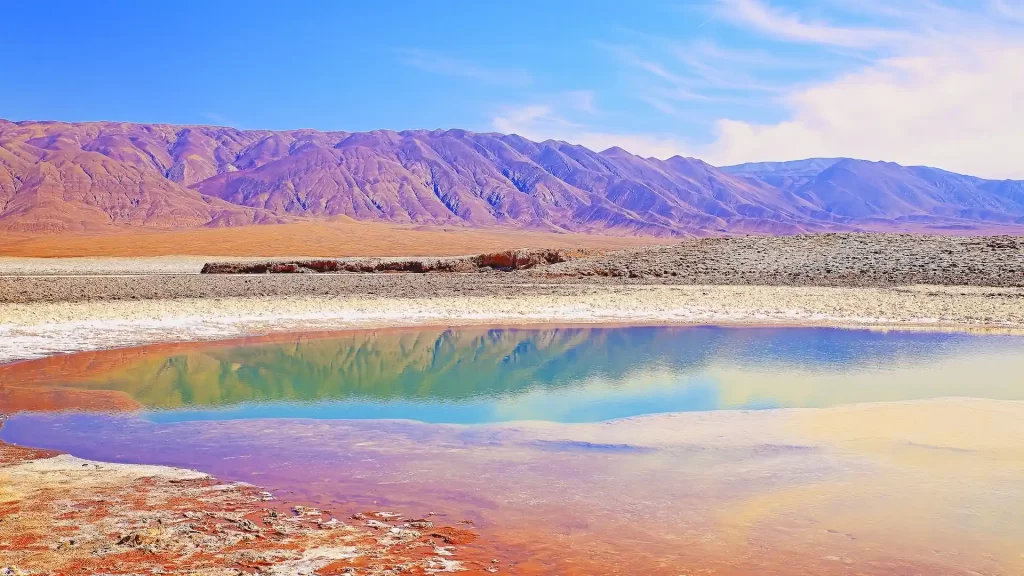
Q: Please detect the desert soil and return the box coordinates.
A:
[1,233,1023,362]
[0,220,661,259]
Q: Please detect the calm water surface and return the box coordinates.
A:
[4,326,1024,575]
[5,325,1024,424]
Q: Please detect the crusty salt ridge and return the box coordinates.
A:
[0,284,1021,363]
[2,453,209,482]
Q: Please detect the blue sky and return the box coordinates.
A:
[4,1,1024,177]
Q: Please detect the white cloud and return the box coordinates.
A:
[492,36,1024,179]
[396,48,532,86]
[479,2,1024,179]
[994,0,1024,21]
[718,0,911,48]
[700,41,1024,178]
[491,102,692,159]
[519,1,1023,179]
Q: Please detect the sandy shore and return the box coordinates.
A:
[1,283,1022,363]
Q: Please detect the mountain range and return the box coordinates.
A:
[2,120,1022,235]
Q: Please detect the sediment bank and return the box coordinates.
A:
[1,283,1021,363]
[0,422,487,575]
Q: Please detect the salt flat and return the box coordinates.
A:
[1,283,1021,363]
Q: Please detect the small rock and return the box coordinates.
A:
[233,518,261,533]
[292,505,321,516]
[319,518,344,529]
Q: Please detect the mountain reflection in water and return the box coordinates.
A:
[3,326,1024,575]
[11,326,1024,424]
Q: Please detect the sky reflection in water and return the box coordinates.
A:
[17,326,1024,424]
[5,325,1024,575]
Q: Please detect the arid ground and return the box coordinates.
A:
[2,231,1023,575]
[0,221,661,258]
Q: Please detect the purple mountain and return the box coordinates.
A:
[2,120,1022,235]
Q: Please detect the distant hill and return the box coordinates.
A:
[2,120,1022,235]
[721,158,1024,229]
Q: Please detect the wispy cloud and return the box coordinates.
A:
[563,90,598,115]
[492,101,692,159]
[568,0,1024,177]
[491,92,693,159]
[201,112,238,127]
[687,1,1024,177]
[396,48,532,86]
[994,0,1024,21]
[716,0,911,48]
[598,39,788,119]
[463,1,1024,178]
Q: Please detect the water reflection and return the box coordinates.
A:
[4,326,1023,424]
[3,326,1024,575]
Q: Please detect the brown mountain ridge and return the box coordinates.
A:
[2,119,1022,235]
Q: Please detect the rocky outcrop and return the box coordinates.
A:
[199,248,599,274]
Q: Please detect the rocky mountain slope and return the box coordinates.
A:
[722,159,1024,228]
[3,120,1023,234]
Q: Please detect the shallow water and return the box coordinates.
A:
[7,325,1024,422]
[3,325,1024,575]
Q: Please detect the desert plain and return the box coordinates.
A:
[2,225,1024,575]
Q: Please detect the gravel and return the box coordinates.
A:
[0,233,1021,305]
[539,233,1024,287]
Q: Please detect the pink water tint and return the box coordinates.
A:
[5,411,1000,575]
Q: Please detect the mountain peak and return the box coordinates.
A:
[1,120,1022,235]
[599,146,633,157]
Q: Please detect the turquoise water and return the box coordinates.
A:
[5,325,1024,576]
[10,326,1024,424]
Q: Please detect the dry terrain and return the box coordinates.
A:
[1,233,1021,364]
[542,233,1024,286]
[2,234,1020,303]
[0,430,493,575]
[0,221,659,258]
[2,231,1024,575]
